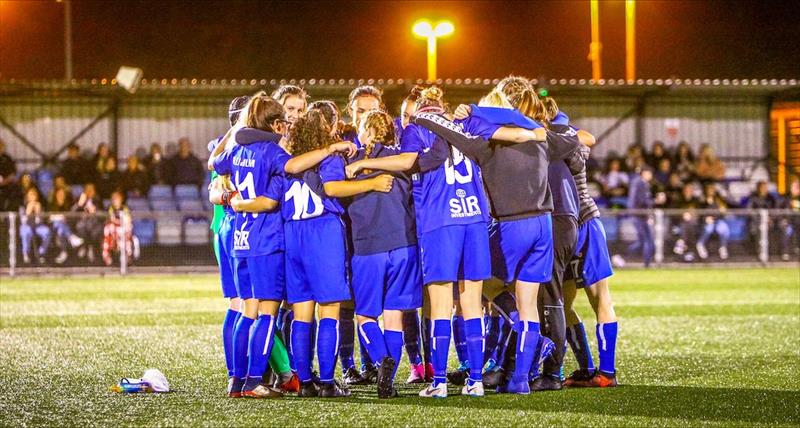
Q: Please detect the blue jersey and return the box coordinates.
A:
[400,120,489,234]
[280,154,345,222]
[213,137,288,257]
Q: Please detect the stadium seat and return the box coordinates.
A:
[127,197,151,212]
[70,185,83,199]
[727,216,749,242]
[618,217,638,242]
[156,217,183,245]
[148,184,173,201]
[151,200,178,212]
[728,181,753,204]
[600,217,619,242]
[183,218,210,245]
[175,185,200,201]
[178,200,204,211]
[133,219,156,246]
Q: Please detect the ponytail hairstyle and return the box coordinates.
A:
[242,91,286,133]
[271,85,308,106]
[288,109,339,156]
[477,88,514,109]
[228,95,250,126]
[360,110,396,156]
[403,85,424,104]
[308,100,342,134]
[415,86,446,111]
[542,96,560,124]
[496,76,547,122]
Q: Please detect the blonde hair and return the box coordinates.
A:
[478,89,514,109]
[416,86,445,110]
[271,85,308,106]
[542,97,559,122]
[360,110,396,148]
[496,76,547,122]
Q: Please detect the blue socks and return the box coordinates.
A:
[567,322,595,372]
[431,319,451,386]
[402,311,422,365]
[597,322,618,374]
[358,328,374,370]
[422,317,432,365]
[291,320,312,383]
[232,315,254,379]
[244,314,276,390]
[384,329,404,380]
[222,309,239,377]
[338,307,356,371]
[452,315,468,366]
[464,317,485,383]
[317,318,339,384]
[512,321,540,383]
[280,308,295,371]
[359,321,388,363]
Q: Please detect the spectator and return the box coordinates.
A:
[624,143,646,172]
[18,173,42,205]
[120,155,151,197]
[167,138,204,187]
[647,141,670,170]
[142,143,167,185]
[780,178,799,260]
[748,181,794,261]
[48,175,73,208]
[670,182,702,260]
[673,141,696,182]
[96,157,121,200]
[72,183,103,264]
[654,158,673,189]
[92,143,113,177]
[600,158,629,199]
[695,143,725,183]
[59,143,89,185]
[665,172,685,205]
[626,167,655,267]
[48,186,82,264]
[19,188,51,265]
[0,138,18,211]
[697,183,730,260]
[102,190,134,266]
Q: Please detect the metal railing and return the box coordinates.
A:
[1,208,797,276]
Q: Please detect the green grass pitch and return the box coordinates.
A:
[1,268,799,427]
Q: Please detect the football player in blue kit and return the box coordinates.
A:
[209,93,289,399]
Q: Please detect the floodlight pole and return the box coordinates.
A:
[64,0,73,81]
[626,0,636,81]
[589,0,602,81]
[427,36,437,82]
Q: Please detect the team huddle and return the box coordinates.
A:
[207,76,618,399]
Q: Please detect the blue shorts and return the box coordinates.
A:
[418,222,491,284]
[216,215,237,299]
[565,217,614,288]
[351,245,423,318]
[233,252,286,301]
[490,214,554,284]
[285,216,351,304]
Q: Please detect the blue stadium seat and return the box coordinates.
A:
[148,184,173,200]
[127,197,151,212]
[36,169,54,184]
[178,200,204,211]
[151,200,178,212]
[175,185,200,201]
[70,185,83,199]
[133,219,156,246]
[183,218,210,245]
[156,217,183,245]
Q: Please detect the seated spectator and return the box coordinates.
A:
[96,157,121,200]
[670,182,702,260]
[695,143,725,183]
[673,141,696,182]
[665,172,685,205]
[167,138,204,188]
[647,141,670,170]
[600,158,629,198]
[0,138,19,211]
[624,142,646,172]
[780,178,799,260]
[92,143,113,176]
[748,180,794,261]
[120,155,151,197]
[654,158,673,189]
[48,175,73,208]
[19,188,51,265]
[142,143,167,185]
[697,183,730,260]
[102,190,134,266]
[60,143,89,185]
[48,186,82,264]
[18,173,43,204]
[626,167,655,267]
[72,183,103,264]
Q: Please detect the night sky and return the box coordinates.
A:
[1,0,799,81]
